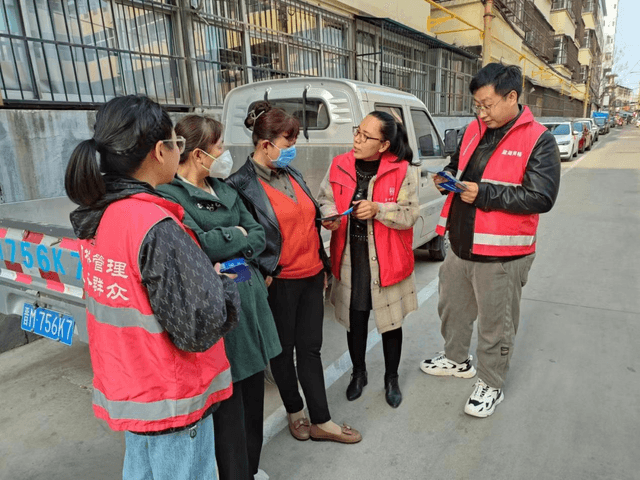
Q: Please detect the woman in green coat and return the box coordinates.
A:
[157,115,281,480]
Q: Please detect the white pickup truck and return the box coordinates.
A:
[0,78,457,347]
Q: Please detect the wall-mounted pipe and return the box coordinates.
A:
[482,0,495,67]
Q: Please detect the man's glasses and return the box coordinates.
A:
[352,126,382,143]
[162,136,186,154]
[473,93,511,115]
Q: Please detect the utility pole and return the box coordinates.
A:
[482,0,494,67]
[583,61,593,117]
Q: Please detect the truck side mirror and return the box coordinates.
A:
[443,129,458,155]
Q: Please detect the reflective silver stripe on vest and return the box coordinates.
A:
[482,178,521,187]
[93,367,232,421]
[474,233,536,247]
[437,216,448,228]
[87,297,164,334]
[461,133,478,158]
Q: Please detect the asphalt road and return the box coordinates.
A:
[1,126,638,480]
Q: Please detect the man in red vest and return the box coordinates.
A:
[420,63,561,417]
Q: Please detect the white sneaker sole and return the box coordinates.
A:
[420,364,477,378]
[419,355,477,379]
[464,391,504,418]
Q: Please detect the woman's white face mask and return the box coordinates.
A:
[199,149,234,179]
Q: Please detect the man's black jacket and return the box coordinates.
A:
[444,107,561,262]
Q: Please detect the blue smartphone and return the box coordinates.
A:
[427,168,468,193]
[319,206,354,222]
[219,258,252,283]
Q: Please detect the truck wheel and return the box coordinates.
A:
[428,234,449,261]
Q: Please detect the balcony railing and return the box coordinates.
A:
[494,0,526,32]
[583,0,600,25]
[582,29,598,57]
[551,0,582,25]
[553,34,580,80]
[522,0,555,61]
[493,0,555,61]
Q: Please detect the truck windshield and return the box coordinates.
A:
[247,98,330,130]
[594,118,605,125]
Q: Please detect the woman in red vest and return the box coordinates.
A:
[226,102,361,444]
[317,111,420,408]
[65,95,240,480]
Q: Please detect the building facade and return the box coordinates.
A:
[601,0,619,76]
[428,0,606,117]
[0,0,478,117]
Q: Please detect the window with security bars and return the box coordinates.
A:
[0,0,351,107]
[550,0,582,23]
[0,0,184,105]
[246,0,350,79]
[579,65,588,83]
[355,19,478,116]
[553,35,567,65]
[1,0,477,110]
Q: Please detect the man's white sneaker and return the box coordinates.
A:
[464,379,504,418]
[420,352,477,378]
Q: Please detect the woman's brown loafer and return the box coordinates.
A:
[288,416,311,441]
[309,423,362,444]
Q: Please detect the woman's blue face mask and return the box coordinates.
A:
[269,142,296,168]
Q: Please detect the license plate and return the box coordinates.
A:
[21,303,75,346]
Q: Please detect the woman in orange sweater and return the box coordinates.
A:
[226,102,361,444]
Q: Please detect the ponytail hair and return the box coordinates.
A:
[65,139,106,207]
[367,111,416,165]
[65,95,173,207]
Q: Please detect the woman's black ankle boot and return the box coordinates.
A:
[384,374,402,408]
[346,370,368,401]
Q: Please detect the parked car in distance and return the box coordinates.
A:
[543,122,578,160]
[588,118,599,142]
[573,120,592,151]
[576,117,598,143]
[593,115,609,134]
[572,121,590,153]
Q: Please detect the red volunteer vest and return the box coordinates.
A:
[260,178,324,279]
[435,106,547,256]
[329,150,414,287]
[80,193,232,433]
